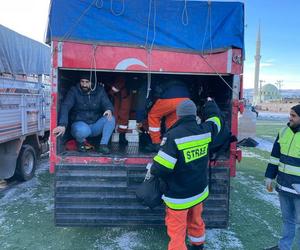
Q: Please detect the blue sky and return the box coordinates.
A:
[0,0,299,89]
[243,0,300,89]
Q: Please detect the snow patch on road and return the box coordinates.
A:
[258,112,288,121]
[115,232,144,250]
[237,172,280,209]
[207,229,243,249]
[93,230,144,250]
[254,137,273,152]
[242,150,269,162]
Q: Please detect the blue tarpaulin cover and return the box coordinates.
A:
[0,25,51,75]
[46,0,244,53]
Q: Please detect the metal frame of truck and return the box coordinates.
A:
[0,25,51,181]
[49,40,243,227]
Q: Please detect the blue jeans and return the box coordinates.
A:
[71,116,115,145]
[278,192,300,250]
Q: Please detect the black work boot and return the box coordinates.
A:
[97,144,110,155]
[77,141,87,152]
[188,244,204,250]
[119,133,128,145]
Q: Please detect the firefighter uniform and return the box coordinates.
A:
[148,80,190,144]
[151,99,222,250]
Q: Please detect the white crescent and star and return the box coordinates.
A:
[115,58,147,70]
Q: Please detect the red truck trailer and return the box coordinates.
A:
[47,0,244,227]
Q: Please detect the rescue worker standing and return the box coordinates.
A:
[264,104,300,250]
[147,79,190,151]
[150,98,222,250]
[109,76,131,145]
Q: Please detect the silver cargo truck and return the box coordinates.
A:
[0,25,50,181]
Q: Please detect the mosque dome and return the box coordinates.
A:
[261,83,281,102]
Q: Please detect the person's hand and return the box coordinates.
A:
[53,126,66,137]
[145,163,153,180]
[207,97,213,101]
[265,178,273,192]
[103,110,113,120]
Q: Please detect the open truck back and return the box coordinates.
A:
[47,0,244,227]
[0,25,50,181]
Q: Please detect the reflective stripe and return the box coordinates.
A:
[278,163,300,176]
[277,183,299,195]
[188,234,206,243]
[206,116,221,133]
[175,133,211,150]
[154,150,177,170]
[269,156,280,165]
[118,125,128,129]
[162,186,209,210]
[149,127,160,132]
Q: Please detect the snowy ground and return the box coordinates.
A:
[258,111,289,121]
[0,115,291,250]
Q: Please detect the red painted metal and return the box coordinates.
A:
[59,41,242,74]
[57,156,153,165]
[49,41,243,175]
[229,99,240,177]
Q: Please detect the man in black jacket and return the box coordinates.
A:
[151,98,222,250]
[53,73,115,154]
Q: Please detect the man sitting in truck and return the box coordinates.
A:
[53,73,115,154]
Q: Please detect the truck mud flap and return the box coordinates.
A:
[54,164,230,228]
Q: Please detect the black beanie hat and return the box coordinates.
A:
[80,72,91,81]
[291,104,300,117]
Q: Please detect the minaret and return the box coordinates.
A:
[253,24,261,104]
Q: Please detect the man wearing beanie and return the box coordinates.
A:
[53,72,115,154]
[151,97,222,250]
[264,104,300,250]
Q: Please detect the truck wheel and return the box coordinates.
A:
[15,145,37,181]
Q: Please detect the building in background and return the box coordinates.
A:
[260,83,281,102]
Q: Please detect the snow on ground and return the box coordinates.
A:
[115,232,144,250]
[258,112,289,121]
[236,172,280,209]
[207,229,243,249]
[242,149,269,162]
[254,137,273,152]
[93,230,144,250]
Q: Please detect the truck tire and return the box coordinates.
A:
[15,145,37,181]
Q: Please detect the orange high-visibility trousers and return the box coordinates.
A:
[148,98,188,144]
[165,203,205,250]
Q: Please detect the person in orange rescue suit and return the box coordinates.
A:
[109,76,131,145]
[147,79,190,152]
[150,98,222,250]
